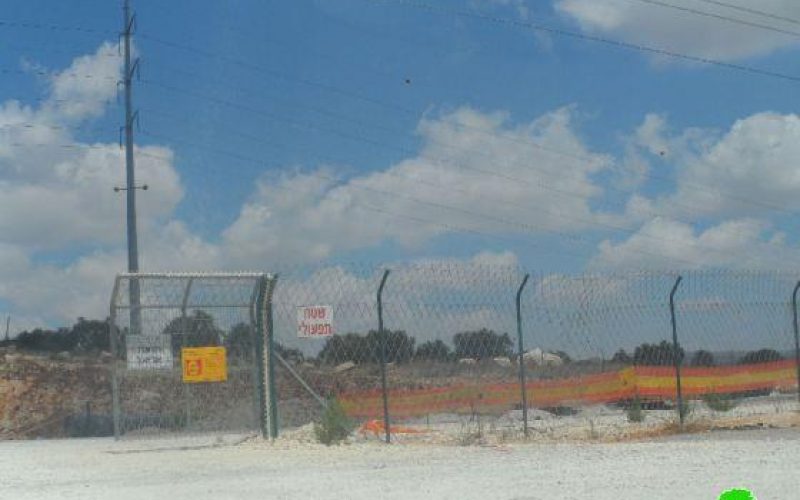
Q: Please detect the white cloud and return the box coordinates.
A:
[556,0,800,62]
[622,112,800,223]
[222,106,613,266]
[44,42,122,121]
[590,217,800,270]
[0,42,182,251]
[1,42,618,326]
[9,40,800,331]
[0,42,187,324]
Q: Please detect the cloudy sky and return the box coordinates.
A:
[2,0,800,333]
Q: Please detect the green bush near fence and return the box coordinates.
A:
[702,393,738,412]
[314,398,354,445]
[626,396,645,423]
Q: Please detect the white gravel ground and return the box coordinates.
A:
[1,428,797,500]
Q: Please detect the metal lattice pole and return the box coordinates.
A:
[122,0,142,335]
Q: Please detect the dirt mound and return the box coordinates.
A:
[0,348,112,439]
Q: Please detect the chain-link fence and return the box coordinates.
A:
[269,265,800,444]
[109,273,272,439]
[97,266,800,444]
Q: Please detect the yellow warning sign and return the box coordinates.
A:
[181,347,227,383]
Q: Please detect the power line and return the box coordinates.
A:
[0,67,118,82]
[136,33,411,115]
[692,0,800,26]
[0,124,768,268]
[368,0,800,83]
[136,122,768,267]
[1,141,173,163]
[0,19,115,35]
[137,33,800,218]
[628,0,800,37]
[138,76,800,227]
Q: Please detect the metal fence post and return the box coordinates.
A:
[792,281,800,404]
[515,273,530,437]
[669,275,685,427]
[109,276,122,440]
[266,274,279,439]
[255,275,269,439]
[377,269,391,444]
[180,278,194,430]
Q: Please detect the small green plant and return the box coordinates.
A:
[677,400,694,422]
[314,398,354,446]
[627,397,645,423]
[702,393,737,412]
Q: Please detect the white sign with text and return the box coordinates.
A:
[126,335,173,370]
[296,305,333,338]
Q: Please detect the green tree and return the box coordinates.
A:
[691,350,715,367]
[317,330,415,365]
[72,317,110,352]
[225,322,254,360]
[318,333,370,365]
[365,329,415,364]
[15,327,75,352]
[453,329,513,360]
[415,339,452,361]
[633,341,684,366]
[163,310,224,353]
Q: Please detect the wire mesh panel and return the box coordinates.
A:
[676,271,800,427]
[110,273,267,439]
[270,265,385,435]
[266,265,800,444]
[378,262,525,443]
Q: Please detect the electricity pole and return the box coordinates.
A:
[4,316,9,342]
[122,0,142,334]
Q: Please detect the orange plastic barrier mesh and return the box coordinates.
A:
[338,360,798,419]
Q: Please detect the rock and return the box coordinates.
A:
[523,348,562,367]
[541,352,563,367]
[334,361,356,373]
[493,357,512,368]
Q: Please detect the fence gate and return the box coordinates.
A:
[109,272,276,439]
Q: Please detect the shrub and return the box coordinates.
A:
[702,393,737,412]
[627,397,644,423]
[738,349,783,365]
[611,349,632,364]
[314,398,354,446]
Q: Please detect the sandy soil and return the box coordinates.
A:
[1,427,797,500]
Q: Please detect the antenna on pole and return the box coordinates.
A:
[122,0,142,334]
